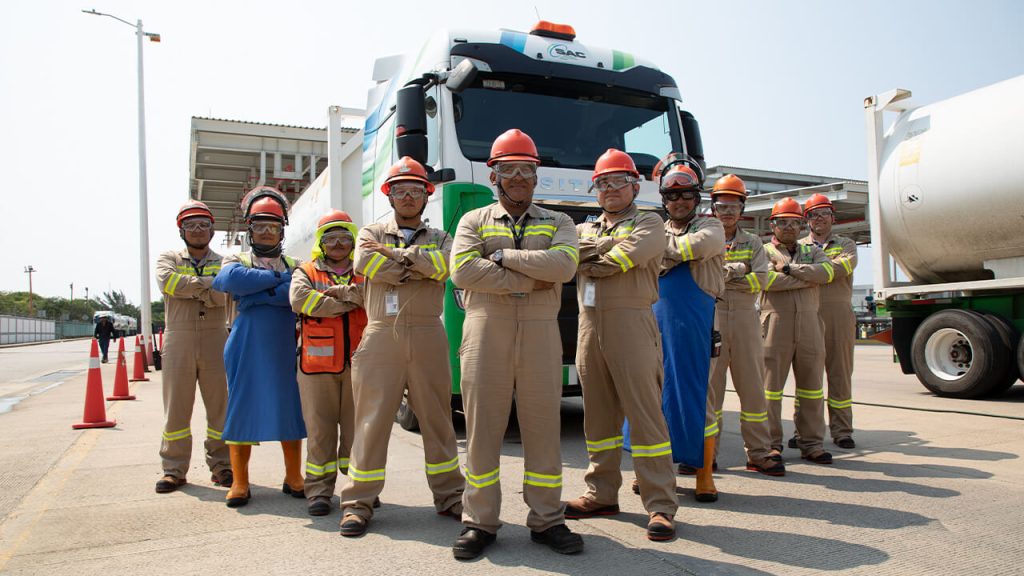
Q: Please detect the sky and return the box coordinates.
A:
[2,0,1022,303]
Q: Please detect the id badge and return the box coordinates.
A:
[583,282,596,307]
[385,292,399,316]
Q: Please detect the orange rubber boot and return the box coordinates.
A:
[695,437,718,503]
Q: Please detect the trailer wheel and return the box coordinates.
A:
[911,309,1007,398]
[979,312,1020,395]
[396,394,419,432]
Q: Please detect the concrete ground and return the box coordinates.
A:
[0,340,1022,575]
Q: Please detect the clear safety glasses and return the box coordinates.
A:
[593,175,638,193]
[181,218,213,232]
[390,185,427,200]
[806,209,834,221]
[771,218,802,229]
[250,222,282,235]
[492,162,538,180]
[321,234,354,248]
[661,189,699,203]
[713,202,743,215]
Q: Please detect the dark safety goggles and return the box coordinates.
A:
[660,189,699,202]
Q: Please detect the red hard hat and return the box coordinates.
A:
[242,186,289,224]
[381,156,435,195]
[176,200,214,227]
[318,209,353,228]
[487,129,541,166]
[593,148,639,180]
[659,165,701,190]
[771,197,803,219]
[711,174,748,200]
[803,193,834,216]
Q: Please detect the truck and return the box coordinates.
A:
[284,21,706,427]
[93,311,138,339]
[864,75,1024,399]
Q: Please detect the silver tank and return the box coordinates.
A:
[878,75,1024,284]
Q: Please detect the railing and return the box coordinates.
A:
[0,315,94,345]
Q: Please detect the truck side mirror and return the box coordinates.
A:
[678,109,706,179]
[396,84,428,164]
[428,168,456,184]
[446,59,478,94]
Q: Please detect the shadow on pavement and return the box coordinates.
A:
[832,457,994,480]
[764,469,960,498]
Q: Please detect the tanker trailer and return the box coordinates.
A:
[865,75,1024,398]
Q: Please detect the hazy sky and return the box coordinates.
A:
[2,0,1021,302]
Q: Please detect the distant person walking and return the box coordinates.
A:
[94,316,114,363]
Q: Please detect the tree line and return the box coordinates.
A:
[0,290,165,326]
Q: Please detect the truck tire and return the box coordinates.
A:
[979,312,1020,395]
[910,309,1008,398]
[395,394,419,432]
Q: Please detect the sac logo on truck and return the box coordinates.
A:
[548,44,586,60]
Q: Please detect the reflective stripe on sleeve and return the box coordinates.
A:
[363,252,388,279]
[164,272,183,296]
[822,262,835,283]
[607,246,634,272]
[745,273,762,293]
[454,250,481,270]
[765,271,780,290]
[301,291,324,315]
[551,244,579,265]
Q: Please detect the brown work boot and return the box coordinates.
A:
[281,440,305,497]
[211,469,233,487]
[225,445,251,508]
[155,475,186,494]
[647,512,675,541]
[695,437,719,503]
[340,513,368,537]
[802,450,833,465]
[564,496,619,519]
[746,458,786,477]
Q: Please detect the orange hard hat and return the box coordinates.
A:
[711,174,748,200]
[659,165,701,190]
[381,156,435,195]
[176,200,214,227]
[487,129,541,166]
[770,197,803,219]
[803,193,834,216]
[593,148,639,180]
[242,186,289,224]
[318,209,353,228]
[248,197,286,222]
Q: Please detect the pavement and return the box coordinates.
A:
[0,340,1022,575]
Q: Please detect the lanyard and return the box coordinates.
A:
[190,258,205,277]
[504,215,528,249]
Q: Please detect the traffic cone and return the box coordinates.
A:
[142,334,152,373]
[73,339,116,429]
[107,337,136,401]
[158,329,164,351]
[130,335,150,382]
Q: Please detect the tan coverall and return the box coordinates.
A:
[709,230,775,464]
[339,219,464,521]
[450,203,579,534]
[155,248,230,479]
[761,239,834,456]
[575,205,677,518]
[798,234,858,440]
[289,260,364,500]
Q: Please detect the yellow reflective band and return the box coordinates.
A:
[425,456,460,475]
[426,249,444,280]
[349,466,386,482]
[745,273,762,293]
[678,236,695,261]
[631,441,672,458]
[455,250,481,270]
[551,244,579,265]
[796,387,825,399]
[225,440,260,445]
[164,272,183,296]
[822,262,835,283]
[306,460,339,477]
[206,427,222,440]
[523,471,562,488]
[364,252,388,280]
[825,247,844,255]
[478,226,514,239]
[740,411,768,423]
[524,224,556,237]
[301,291,324,315]
[765,271,779,290]
[704,422,719,437]
[610,225,634,238]
[580,231,600,239]
[828,398,854,409]
[840,258,853,275]
[765,389,784,401]
[725,249,753,261]
[466,466,500,488]
[608,246,634,272]
[586,435,624,453]
[162,427,191,442]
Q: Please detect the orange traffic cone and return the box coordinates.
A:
[158,329,164,351]
[107,337,136,401]
[130,335,150,382]
[73,339,116,429]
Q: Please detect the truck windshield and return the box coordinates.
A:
[453,73,680,177]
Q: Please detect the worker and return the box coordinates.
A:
[94,316,114,363]
[797,194,858,449]
[706,176,784,477]
[338,158,464,536]
[212,187,307,508]
[290,210,366,517]
[761,197,834,465]
[449,130,583,559]
[565,149,678,541]
[153,201,232,494]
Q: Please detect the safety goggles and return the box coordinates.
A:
[771,218,802,229]
[661,189,699,203]
[321,233,354,248]
[390,184,427,200]
[250,222,282,235]
[806,209,834,221]
[492,162,538,180]
[181,218,213,232]
[593,175,638,193]
[713,202,743,215]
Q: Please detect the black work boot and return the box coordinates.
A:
[453,527,496,560]
[308,496,331,517]
[530,524,583,554]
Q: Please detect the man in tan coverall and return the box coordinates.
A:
[449,130,583,560]
[565,148,678,542]
[798,194,858,449]
[290,210,366,517]
[338,157,464,537]
[154,201,231,493]
[761,197,835,465]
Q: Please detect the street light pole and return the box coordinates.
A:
[24,266,36,316]
[83,9,160,361]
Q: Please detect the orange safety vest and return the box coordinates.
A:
[297,262,367,375]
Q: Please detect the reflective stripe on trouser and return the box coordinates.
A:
[461,312,566,533]
[709,305,773,463]
[297,370,354,499]
[339,321,463,520]
[576,308,678,518]
[821,302,855,439]
[761,309,827,455]
[159,328,230,478]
